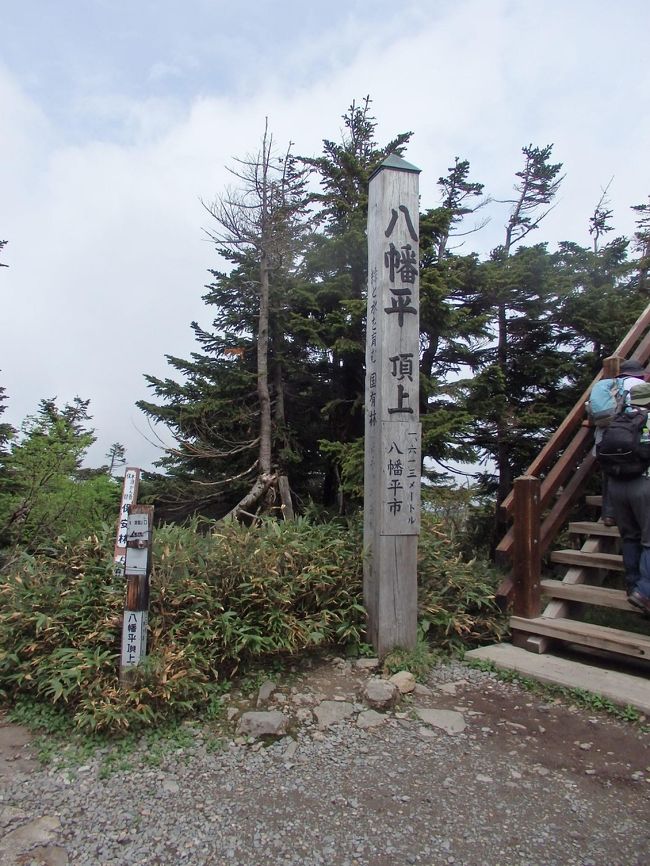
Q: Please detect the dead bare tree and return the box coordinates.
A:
[201,121,310,522]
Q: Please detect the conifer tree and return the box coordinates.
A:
[139,124,313,520]
[417,159,492,477]
[295,98,412,507]
[0,398,117,549]
[140,101,414,518]
[106,442,126,476]
[477,144,565,513]
[0,380,14,460]
[557,193,645,383]
[631,195,650,294]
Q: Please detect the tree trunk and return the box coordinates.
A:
[223,473,276,522]
[257,252,272,475]
[495,297,510,510]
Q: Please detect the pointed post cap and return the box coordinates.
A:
[369,153,421,182]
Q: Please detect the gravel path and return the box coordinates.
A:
[1,661,649,866]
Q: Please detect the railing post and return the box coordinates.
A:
[513,475,541,621]
[602,355,620,378]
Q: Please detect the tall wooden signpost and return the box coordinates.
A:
[364,154,421,655]
[119,503,154,684]
[112,468,154,685]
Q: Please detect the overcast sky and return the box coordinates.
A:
[1,0,649,471]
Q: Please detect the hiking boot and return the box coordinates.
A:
[628,590,650,614]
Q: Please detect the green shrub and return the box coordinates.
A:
[0,513,504,732]
[417,512,508,652]
[0,518,365,731]
[382,640,437,680]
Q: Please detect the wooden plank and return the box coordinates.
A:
[568,521,619,537]
[539,454,596,555]
[499,302,650,520]
[631,328,650,363]
[513,476,541,618]
[550,549,624,571]
[498,430,592,535]
[543,540,605,607]
[585,495,603,507]
[497,449,595,563]
[495,570,514,611]
[540,579,636,611]
[510,616,650,660]
[533,538,608,654]
[465,643,650,715]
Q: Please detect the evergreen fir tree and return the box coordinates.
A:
[140,124,314,520]
[0,398,117,549]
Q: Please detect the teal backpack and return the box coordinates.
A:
[586,378,628,428]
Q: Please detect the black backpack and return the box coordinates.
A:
[596,408,650,478]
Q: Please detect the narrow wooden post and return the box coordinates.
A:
[512,475,541,626]
[602,355,620,379]
[119,504,154,686]
[364,155,421,655]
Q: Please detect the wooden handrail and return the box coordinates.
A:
[539,453,596,555]
[496,428,593,562]
[500,301,650,522]
[495,301,650,603]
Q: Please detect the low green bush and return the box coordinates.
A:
[0,513,504,732]
[418,518,508,652]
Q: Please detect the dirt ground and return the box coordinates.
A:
[298,655,650,787]
[1,657,649,866]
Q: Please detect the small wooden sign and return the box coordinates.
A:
[380,421,421,535]
[125,509,151,577]
[113,467,140,577]
[121,610,148,669]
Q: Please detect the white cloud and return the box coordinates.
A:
[1,0,649,471]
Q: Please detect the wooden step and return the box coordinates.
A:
[585,495,603,507]
[541,579,635,611]
[510,616,650,661]
[568,521,619,538]
[466,643,650,715]
[550,549,624,571]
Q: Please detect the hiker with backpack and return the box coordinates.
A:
[588,359,647,527]
[595,374,650,613]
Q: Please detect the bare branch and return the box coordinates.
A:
[168,437,259,461]
[190,460,259,487]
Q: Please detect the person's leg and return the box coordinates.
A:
[634,549,650,606]
[601,473,616,525]
[608,477,642,595]
[631,476,650,602]
[621,541,643,594]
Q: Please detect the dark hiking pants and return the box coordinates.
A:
[608,474,650,598]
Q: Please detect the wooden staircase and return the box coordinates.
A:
[510,510,650,660]
[488,304,650,682]
[514,502,650,664]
